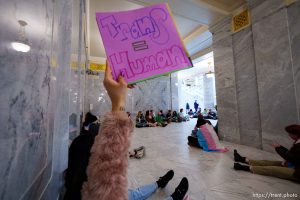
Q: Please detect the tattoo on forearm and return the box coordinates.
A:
[119,107,125,111]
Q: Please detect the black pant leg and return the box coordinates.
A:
[188,136,201,148]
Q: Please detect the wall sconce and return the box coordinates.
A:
[11,20,30,52]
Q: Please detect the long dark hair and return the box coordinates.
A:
[196,115,207,127]
[145,110,150,117]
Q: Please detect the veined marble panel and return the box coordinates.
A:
[213,36,240,143]
[216,88,240,143]
[43,0,72,198]
[0,0,74,199]
[233,27,262,149]
[132,76,171,114]
[250,0,285,24]
[209,16,231,44]
[85,72,175,117]
[85,73,111,116]
[247,0,265,10]
[252,8,298,152]
[287,1,300,122]
[0,0,54,199]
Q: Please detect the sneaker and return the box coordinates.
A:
[234,149,246,163]
[233,162,250,171]
[171,177,189,200]
[157,170,174,188]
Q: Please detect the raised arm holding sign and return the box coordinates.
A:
[96,3,193,84]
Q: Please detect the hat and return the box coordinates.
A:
[285,124,300,136]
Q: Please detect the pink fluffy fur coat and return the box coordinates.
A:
[81,112,134,200]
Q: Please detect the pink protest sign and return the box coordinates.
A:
[96,3,192,84]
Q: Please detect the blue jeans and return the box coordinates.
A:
[128,182,173,200]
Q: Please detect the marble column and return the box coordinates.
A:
[287,1,300,123]
[251,0,299,151]
[210,17,240,142]
[232,27,262,149]
[203,75,215,109]
[171,73,179,111]
[211,0,300,151]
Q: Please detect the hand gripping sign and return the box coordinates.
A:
[96,3,193,84]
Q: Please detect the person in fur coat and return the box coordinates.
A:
[81,63,189,200]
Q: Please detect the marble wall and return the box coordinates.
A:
[232,27,262,149]
[84,73,112,116]
[287,1,300,128]
[210,0,300,151]
[0,0,85,199]
[211,17,240,142]
[203,75,216,109]
[178,76,205,112]
[252,2,299,151]
[85,72,177,117]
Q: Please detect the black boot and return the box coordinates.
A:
[234,162,250,171]
[171,177,189,200]
[157,170,174,188]
[234,149,246,163]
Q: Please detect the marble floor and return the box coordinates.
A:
[128,118,300,200]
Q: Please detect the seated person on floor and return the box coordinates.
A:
[166,110,173,123]
[188,116,209,148]
[172,111,182,122]
[201,108,208,117]
[65,112,99,200]
[192,110,202,118]
[127,111,131,118]
[160,110,166,118]
[187,115,226,152]
[145,110,158,127]
[136,111,149,128]
[179,108,190,121]
[128,170,189,200]
[80,112,99,135]
[188,109,194,116]
[155,111,168,127]
[233,124,300,183]
[203,109,217,120]
[150,109,156,118]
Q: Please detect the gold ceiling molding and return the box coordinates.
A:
[89,63,106,71]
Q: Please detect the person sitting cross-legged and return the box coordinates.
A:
[136,111,149,128]
[155,111,168,127]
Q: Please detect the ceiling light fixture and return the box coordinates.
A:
[205,62,214,78]
[205,71,214,78]
[11,20,30,52]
